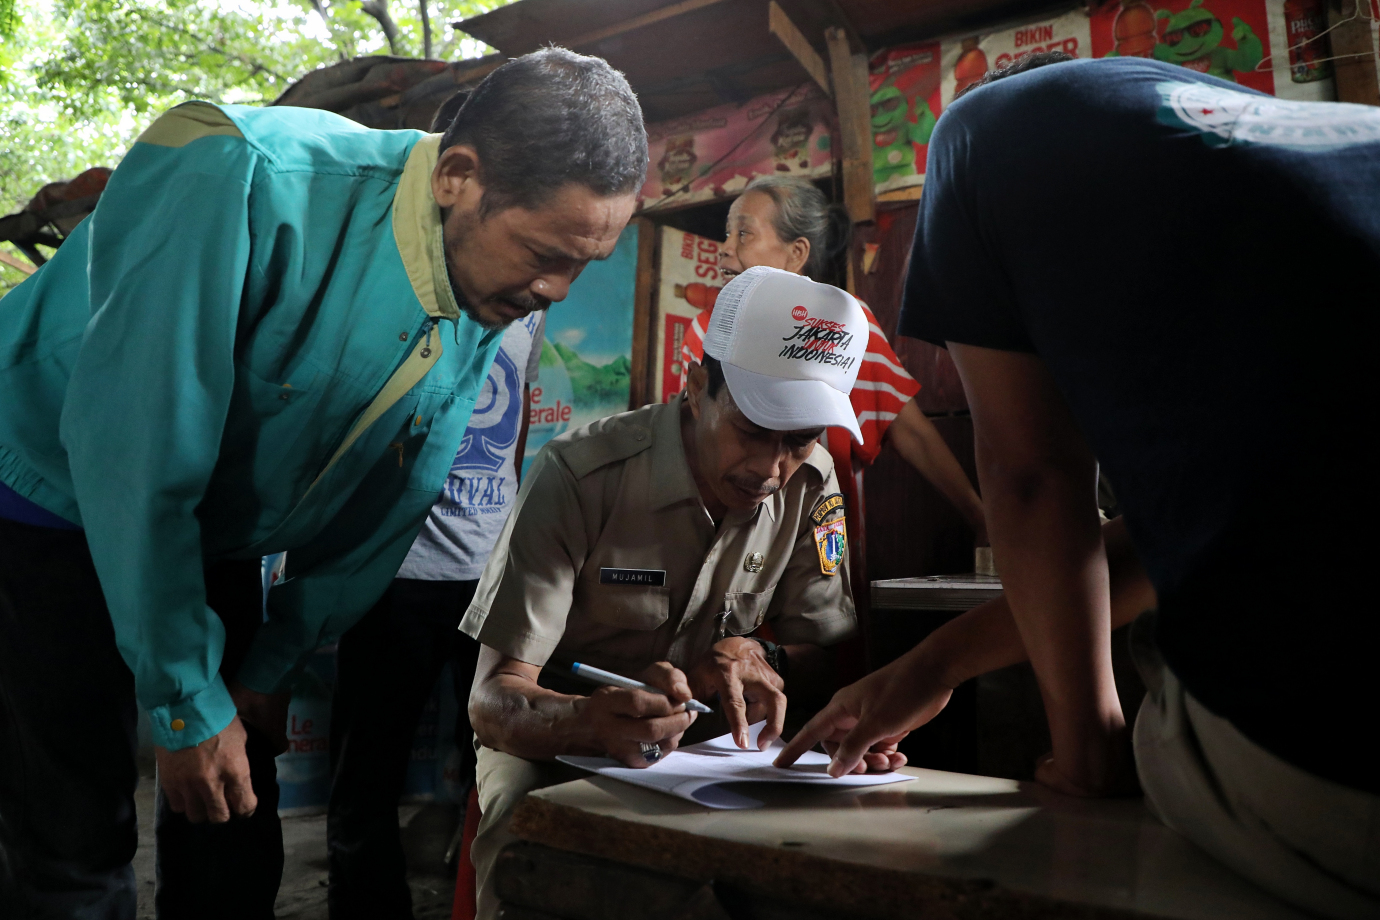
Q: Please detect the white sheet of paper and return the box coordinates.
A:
[556,722,914,809]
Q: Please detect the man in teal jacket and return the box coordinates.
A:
[0,48,645,919]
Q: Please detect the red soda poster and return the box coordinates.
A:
[939,10,1094,107]
[653,227,724,402]
[1091,0,1342,100]
[1090,0,1275,94]
[867,43,943,192]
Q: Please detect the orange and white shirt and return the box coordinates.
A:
[678,301,920,466]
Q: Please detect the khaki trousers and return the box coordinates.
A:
[470,742,586,920]
[1131,614,1380,919]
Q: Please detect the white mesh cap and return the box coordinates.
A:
[703,265,865,443]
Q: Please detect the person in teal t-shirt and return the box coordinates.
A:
[0,48,647,919]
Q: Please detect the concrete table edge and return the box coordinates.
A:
[509,793,1152,920]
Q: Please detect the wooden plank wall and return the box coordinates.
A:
[849,202,982,579]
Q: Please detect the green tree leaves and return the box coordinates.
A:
[1,0,504,294]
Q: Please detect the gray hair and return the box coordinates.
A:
[742,175,851,281]
[439,48,648,216]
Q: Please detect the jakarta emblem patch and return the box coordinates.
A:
[809,492,847,576]
[814,519,847,576]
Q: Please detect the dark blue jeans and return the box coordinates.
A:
[0,517,281,919]
[326,577,480,920]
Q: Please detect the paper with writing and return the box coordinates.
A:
[557,722,914,809]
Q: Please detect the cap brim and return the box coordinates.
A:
[721,362,863,444]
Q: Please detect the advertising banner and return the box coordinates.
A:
[938,8,1096,107]
[522,223,639,475]
[873,0,1342,190]
[867,43,943,195]
[639,83,836,210]
[936,2,1335,114]
[652,226,724,403]
[1087,0,1336,101]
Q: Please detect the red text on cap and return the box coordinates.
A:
[791,305,808,321]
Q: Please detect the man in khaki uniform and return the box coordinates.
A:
[461,266,874,918]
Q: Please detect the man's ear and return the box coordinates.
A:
[433,144,482,210]
[685,361,706,420]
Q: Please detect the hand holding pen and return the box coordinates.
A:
[569,661,708,766]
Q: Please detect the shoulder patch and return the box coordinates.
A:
[810,492,847,576]
[558,424,654,480]
[809,492,846,527]
[136,102,242,149]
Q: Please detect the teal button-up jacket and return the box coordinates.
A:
[0,102,502,749]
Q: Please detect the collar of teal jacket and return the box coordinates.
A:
[392,133,464,324]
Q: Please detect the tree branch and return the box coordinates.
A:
[307,0,349,60]
[420,0,431,59]
[359,0,403,56]
[139,10,290,82]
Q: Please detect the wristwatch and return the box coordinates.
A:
[750,637,789,683]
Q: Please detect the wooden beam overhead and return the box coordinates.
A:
[561,0,733,51]
[825,25,875,224]
[768,1,831,97]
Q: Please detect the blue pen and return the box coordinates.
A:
[570,662,713,714]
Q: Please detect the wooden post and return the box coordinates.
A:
[825,26,875,225]
[767,1,831,97]
[1329,0,1380,106]
[0,249,37,276]
[629,218,658,410]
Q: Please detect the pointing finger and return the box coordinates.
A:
[773,702,851,768]
[829,722,899,778]
[721,672,750,749]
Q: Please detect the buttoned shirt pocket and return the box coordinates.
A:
[227,365,324,493]
[584,583,671,632]
[405,392,476,495]
[722,586,779,637]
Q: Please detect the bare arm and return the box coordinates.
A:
[468,645,697,767]
[776,516,1154,776]
[952,343,1130,794]
[885,398,987,542]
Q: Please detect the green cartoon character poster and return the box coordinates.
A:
[1152,0,1263,80]
[1091,0,1276,96]
[867,43,942,192]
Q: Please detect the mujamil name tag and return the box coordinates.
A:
[599,567,667,587]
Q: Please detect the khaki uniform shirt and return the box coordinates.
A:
[460,396,857,676]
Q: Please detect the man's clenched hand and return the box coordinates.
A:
[155,716,256,823]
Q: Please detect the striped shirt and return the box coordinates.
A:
[678,301,920,466]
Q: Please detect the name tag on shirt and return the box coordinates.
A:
[599,567,667,587]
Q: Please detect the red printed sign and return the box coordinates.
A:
[1089,0,1275,94]
[654,227,724,402]
[867,42,943,194]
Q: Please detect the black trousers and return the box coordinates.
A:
[0,517,282,920]
[326,577,481,920]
